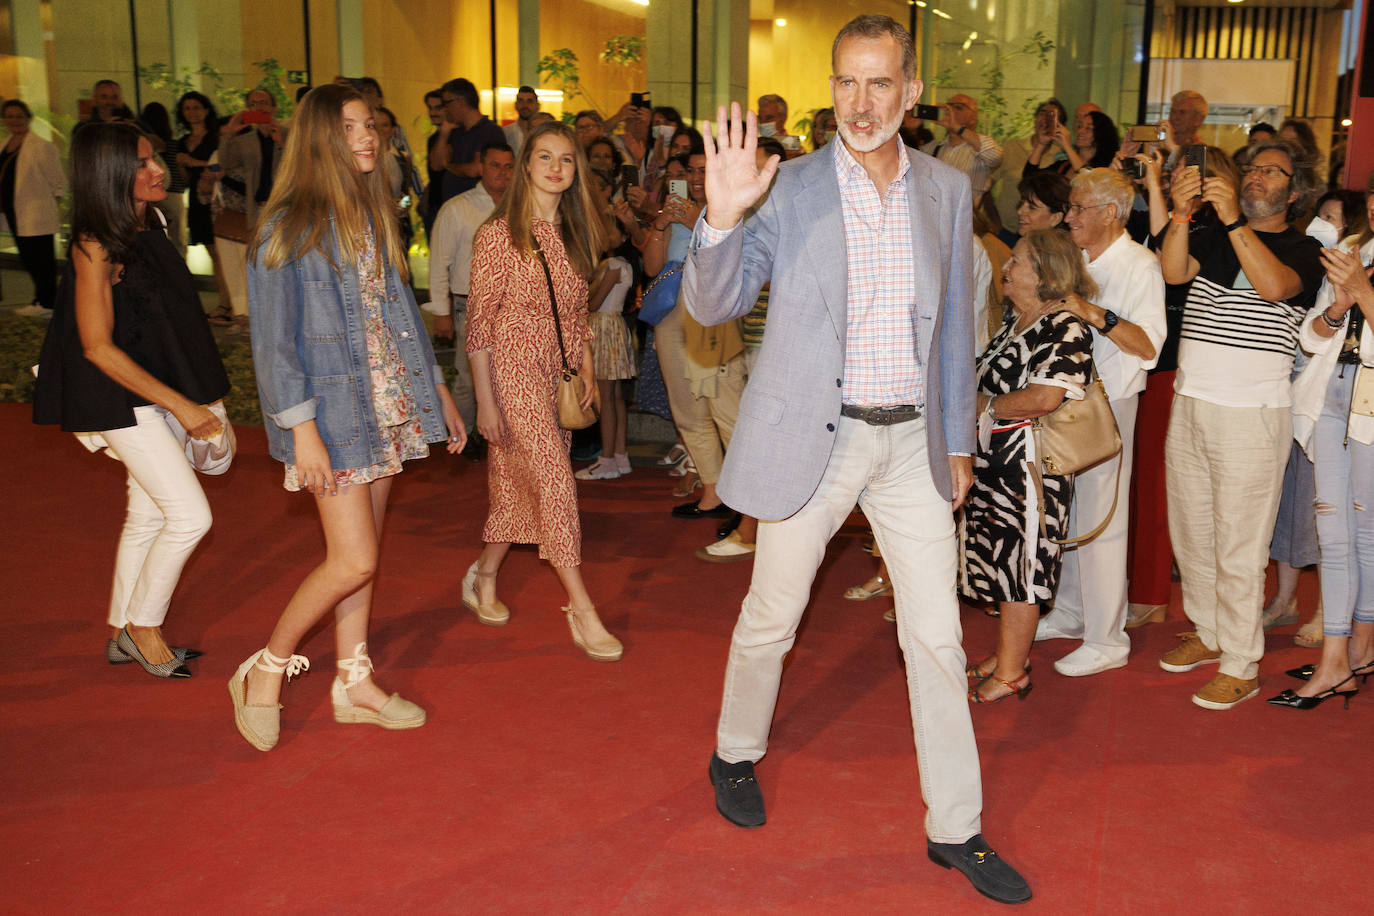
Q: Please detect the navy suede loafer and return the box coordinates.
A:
[708,752,766,828]
[927,834,1031,904]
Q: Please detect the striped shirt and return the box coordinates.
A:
[1175,224,1324,408]
[832,139,922,407]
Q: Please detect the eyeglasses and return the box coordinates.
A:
[1067,202,1110,216]
[1240,164,1293,180]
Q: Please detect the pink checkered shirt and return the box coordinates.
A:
[832,140,923,407]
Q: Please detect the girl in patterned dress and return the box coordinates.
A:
[232,85,466,751]
[464,121,623,661]
[960,229,1096,704]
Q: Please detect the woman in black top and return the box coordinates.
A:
[171,92,231,320]
[34,122,230,679]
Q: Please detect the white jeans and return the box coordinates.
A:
[100,405,213,628]
[716,416,983,843]
[219,237,249,317]
[1165,395,1290,680]
[1042,395,1139,654]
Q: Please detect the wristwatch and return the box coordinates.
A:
[1099,309,1119,335]
[1223,215,1246,233]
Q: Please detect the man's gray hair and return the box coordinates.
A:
[832,14,917,83]
[1171,89,1209,116]
[757,94,788,120]
[1073,168,1134,226]
[1248,138,1319,221]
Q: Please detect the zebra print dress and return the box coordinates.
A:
[960,310,1095,604]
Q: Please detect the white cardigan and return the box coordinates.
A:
[1292,235,1374,459]
[1,131,66,237]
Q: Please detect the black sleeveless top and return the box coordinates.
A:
[33,228,230,432]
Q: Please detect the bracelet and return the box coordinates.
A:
[1322,307,1345,330]
[1170,213,1191,224]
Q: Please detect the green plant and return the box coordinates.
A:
[137,58,296,118]
[600,35,644,67]
[540,35,645,121]
[930,31,1055,144]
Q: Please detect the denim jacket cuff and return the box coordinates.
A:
[270,396,319,430]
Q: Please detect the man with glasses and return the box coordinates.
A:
[922,93,1002,197]
[430,77,505,209]
[1157,139,1324,709]
[1036,168,1166,677]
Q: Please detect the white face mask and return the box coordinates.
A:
[1306,214,1340,249]
[654,124,675,142]
[757,122,777,138]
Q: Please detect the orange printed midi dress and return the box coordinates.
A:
[466,218,592,567]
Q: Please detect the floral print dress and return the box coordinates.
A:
[284,230,429,490]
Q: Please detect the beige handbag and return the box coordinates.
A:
[535,246,600,430]
[1025,375,1122,546]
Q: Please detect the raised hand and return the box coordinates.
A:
[701,102,780,231]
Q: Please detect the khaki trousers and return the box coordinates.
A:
[654,300,744,486]
[716,417,983,842]
[1165,395,1291,680]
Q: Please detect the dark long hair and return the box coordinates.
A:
[174,91,219,134]
[68,121,149,265]
[1083,111,1120,168]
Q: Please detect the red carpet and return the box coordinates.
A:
[0,401,1364,913]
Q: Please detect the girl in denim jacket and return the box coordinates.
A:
[230,85,465,752]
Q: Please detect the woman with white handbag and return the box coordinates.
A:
[33,122,231,679]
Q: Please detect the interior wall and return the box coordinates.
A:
[537,0,645,122]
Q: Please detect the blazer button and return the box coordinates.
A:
[412,369,421,376]
[835,378,841,387]
[826,423,835,432]
[423,407,432,413]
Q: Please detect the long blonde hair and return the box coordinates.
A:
[486,121,606,277]
[250,84,407,280]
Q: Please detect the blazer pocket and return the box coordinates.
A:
[740,391,785,425]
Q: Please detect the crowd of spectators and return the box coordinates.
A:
[11,68,1370,715]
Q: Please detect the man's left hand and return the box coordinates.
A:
[949,454,973,511]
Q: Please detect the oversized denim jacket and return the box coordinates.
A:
[248,221,446,468]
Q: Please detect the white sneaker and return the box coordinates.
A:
[1034,613,1083,642]
[15,304,53,318]
[574,457,621,480]
[613,452,632,475]
[1053,644,1128,677]
[695,531,755,563]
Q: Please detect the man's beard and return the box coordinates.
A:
[1240,183,1290,222]
[837,112,900,153]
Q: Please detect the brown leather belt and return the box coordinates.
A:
[840,404,921,426]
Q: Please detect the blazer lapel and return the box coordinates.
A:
[906,148,942,365]
[797,148,848,345]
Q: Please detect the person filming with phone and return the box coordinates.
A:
[208,88,286,321]
[922,93,1002,197]
[1157,138,1324,710]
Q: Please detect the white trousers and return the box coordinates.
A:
[1165,395,1291,680]
[1042,395,1139,654]
[218,237,249,317]
[716,416,983,843]
[100,405,213,628]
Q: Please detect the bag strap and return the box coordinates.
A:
[534,245,572,375]
[1025,453,1121,547]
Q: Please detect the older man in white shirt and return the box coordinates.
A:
[425,141,515,432]
[1035,167,1167,676]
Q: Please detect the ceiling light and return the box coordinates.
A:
[775,18,786,26]
[932,8,952,20]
